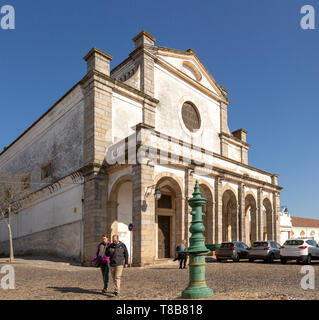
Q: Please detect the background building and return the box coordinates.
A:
[0,31,282,266]
[280,207,319,244]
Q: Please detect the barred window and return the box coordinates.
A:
[41,163,52,180]
[182,102,201,132]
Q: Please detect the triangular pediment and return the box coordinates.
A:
[155,46,227,101]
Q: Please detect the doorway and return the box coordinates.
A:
[157,216,171,258]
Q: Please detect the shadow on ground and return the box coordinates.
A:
[48,286,105,296]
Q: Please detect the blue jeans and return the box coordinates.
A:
[100,264,110,289]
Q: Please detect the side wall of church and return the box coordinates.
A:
[0,85,85,260]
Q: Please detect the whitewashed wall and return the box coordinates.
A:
[112,93,143,143]
[154,64,221,154]
[0,184,83,242]
[0,85,85,192]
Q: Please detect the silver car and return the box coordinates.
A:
[248,240,281,263]
[280,239,319,264]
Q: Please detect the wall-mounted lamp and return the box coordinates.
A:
[154,188,162,201]
[145,185,162,200]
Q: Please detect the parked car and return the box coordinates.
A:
[216,241,249,262]
[248,240,281,263]
[280,239,319,265]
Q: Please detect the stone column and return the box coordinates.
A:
[273,191,281,242]
[214,176,223,243]
[257,187,263,240]
[132,31,156,97]
[82,165,107,265]
[206,200,214,244]
[185,169,196,243]
[238,183,245,242]
[220,102,231,135]
[132,163,155,266]
[81,47,113,265]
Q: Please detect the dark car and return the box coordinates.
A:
[216,241,249,262]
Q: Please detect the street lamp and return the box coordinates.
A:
[144,185,162,200]
[154,188,162,201]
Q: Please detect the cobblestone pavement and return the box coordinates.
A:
[0,256,319,300]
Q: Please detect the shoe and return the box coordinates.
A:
[113,291,119,296]
[102,288,108,293]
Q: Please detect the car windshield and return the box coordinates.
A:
[221,242,234,248]
[284,240,304,246]
[253,242,268,247]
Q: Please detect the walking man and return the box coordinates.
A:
[107,235,128,296]
[175,239,188,269]
[92,235,111,294]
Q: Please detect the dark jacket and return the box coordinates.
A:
[106,241,129,267]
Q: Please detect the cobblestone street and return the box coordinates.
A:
[0,257,319,300]
[0,258,319,300]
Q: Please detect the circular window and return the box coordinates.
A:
[181,102,201,132]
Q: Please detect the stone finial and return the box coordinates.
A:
[132,30,156,49]
[232,128,248,143]
[186,48,196,55]
[83,47,112,75]
[272,174,279,185]
[220,86,229,97]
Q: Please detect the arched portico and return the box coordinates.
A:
[199,183,214,244]
[263,198,273,240]
[245,194,257,245]
[155,175,183,259]
[107,174,133,260]
[222,189,238,242]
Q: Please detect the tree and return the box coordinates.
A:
[0,173,27,262]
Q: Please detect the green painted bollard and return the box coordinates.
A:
[182,181,213,299]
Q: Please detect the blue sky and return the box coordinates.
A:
[0,1,318,218]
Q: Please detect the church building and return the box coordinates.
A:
[0,31,282,266]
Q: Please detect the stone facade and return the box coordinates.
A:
[0,31,282,266]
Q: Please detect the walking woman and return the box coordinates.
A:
[92,235,111,294]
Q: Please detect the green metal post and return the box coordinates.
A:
[182,181,213,299]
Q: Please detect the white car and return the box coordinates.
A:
[280,239,319,264]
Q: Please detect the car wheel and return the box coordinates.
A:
[249,258,254,263]
[268,253,274,264]
[304,255,311,265]
[280,258,287,264]
[233,254,240,262]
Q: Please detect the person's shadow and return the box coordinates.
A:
[48,286,114,298]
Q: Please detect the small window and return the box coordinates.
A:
[284,240,304,246]
[221,242,234,248]
[41,163,52,180]
[306,240,317,247]
[253,241,268,247]
[157,195,172,209]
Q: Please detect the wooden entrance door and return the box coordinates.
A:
[158,215,171,258]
